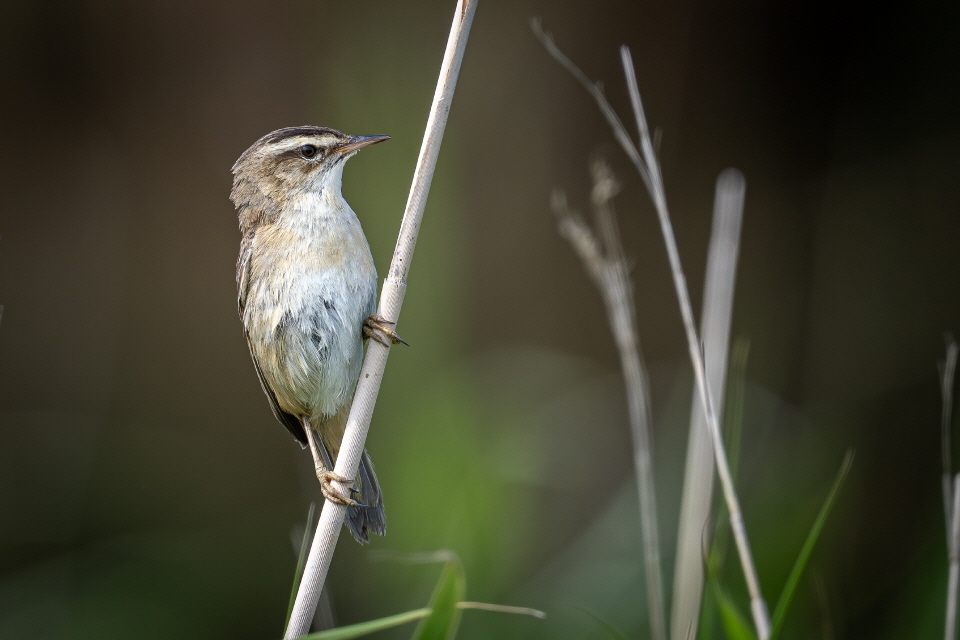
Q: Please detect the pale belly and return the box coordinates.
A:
[243,227,377,420]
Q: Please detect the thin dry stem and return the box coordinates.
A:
[552,158,667,640]
[671,169,745,640]
[617,44,770,640]
[532,21,770,638]
[943,336,959,640]
[942,336,959,544]
[531,19,653,194]
[948,473,960,640]
[283,2,477,637]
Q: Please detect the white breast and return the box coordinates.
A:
[243,191,378,420]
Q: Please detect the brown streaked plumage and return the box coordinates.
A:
[231,125,393,543]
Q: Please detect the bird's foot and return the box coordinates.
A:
[364,314,409,347]
[316,468,364,507]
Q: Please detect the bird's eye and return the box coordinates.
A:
[300,144,318,159]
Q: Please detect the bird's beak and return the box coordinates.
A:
[335,134,391,155]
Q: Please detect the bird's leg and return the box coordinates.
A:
[302,417,362,507]
[364,314,409,347]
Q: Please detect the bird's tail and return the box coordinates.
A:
[316,411,386,544]
[344,450,386,544]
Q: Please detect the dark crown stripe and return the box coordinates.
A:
[261,126,344,145]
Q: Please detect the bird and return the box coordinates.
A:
[230,125,402,544]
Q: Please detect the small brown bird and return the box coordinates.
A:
[230,126,400,543]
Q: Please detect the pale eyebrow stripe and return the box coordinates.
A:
[267,135,341,155]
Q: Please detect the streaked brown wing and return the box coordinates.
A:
[237,234,307,446]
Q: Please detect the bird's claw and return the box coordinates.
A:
[317,469,363,507]
[364,314,409,347]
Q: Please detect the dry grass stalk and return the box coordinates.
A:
[532,20,770,638]
[942,336,959,541]
[552,157,667,640]
[942,336,959,640]
[948,473,960,640]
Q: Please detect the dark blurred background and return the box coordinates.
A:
[1,1,959,638]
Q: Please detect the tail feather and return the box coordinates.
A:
[344,450,386,544]
[315,410,386,544]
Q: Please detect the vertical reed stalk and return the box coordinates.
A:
[283,2,477,636]
[671,170,745,640]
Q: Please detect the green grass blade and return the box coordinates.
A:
[705,552,757,640]
[695,577,717,640]
[410,554,466,640]
[301,608,432,639]
[286,503,317,630]
[714,593,756,640]
[770,450,854,638]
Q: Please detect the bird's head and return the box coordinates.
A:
[230,126,389,232]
